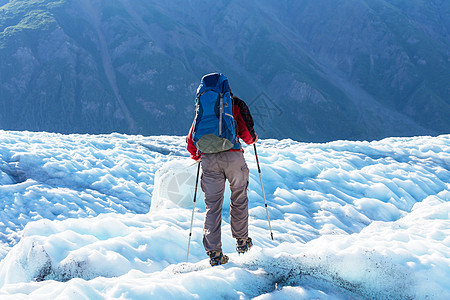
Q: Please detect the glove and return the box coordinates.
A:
[191,153,201,161]
[249,134,258,145]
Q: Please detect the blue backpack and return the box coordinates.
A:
[192,73,237,154]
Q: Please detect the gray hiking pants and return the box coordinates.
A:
[201,151,249,252]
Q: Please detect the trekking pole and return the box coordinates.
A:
[186,161,201,262]
[254,144,274,240]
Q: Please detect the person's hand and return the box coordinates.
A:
[249,134,258,145]
[191,154,201,161]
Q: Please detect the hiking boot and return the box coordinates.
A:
[207,250,229,266]
[236,237,253,254]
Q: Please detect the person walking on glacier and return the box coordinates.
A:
[186,73,258,266]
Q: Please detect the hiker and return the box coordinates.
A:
[186,73,258,266]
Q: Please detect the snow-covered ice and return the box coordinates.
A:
[0,130,449,299]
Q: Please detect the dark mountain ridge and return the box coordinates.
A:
[0,0,449,141]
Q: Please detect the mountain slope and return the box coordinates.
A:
[0,0,449,141]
